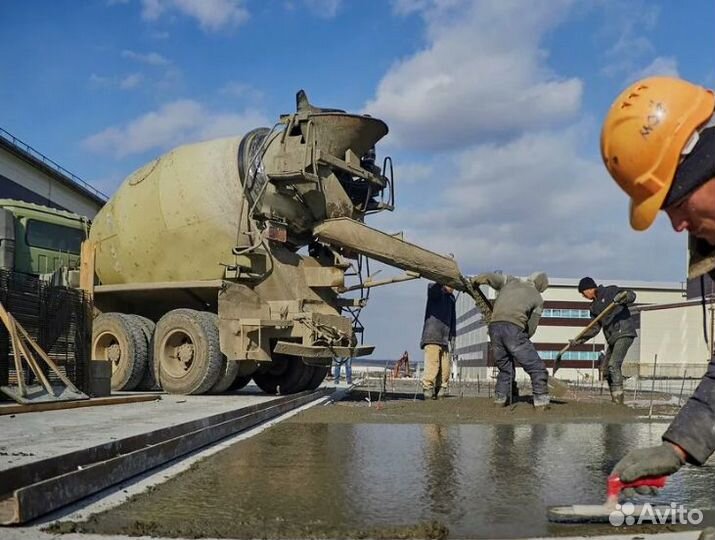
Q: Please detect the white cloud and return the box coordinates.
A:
[121,49,170,66]
[303,0,341,18]
[82,99,268,158]
[396,163,433,184]
[599,0,661,78]
[219,81,263,101]
[364,0,582,151]
[89,73,111,87]
[140,0,249,32]
[391,0,430,16]
[630,56,679,82]
[370,124,684,281]
[119,73,144,90]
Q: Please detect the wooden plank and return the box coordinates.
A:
[0,394,159,416]
[13,319,77,391]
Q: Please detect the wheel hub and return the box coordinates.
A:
[107,343,121,364]
[176,342,195,368]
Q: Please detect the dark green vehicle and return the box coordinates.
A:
[0,199,89,276]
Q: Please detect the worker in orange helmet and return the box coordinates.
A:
[600,76,715,497]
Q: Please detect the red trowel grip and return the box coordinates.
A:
[607,475,667,499]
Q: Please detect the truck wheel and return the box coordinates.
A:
[199,313,239,394]
[227,375,251,392]
[154,309,223,395]
[252,354,314,395]
[93,313,147,391]
[306,365,330,390]
[124,315,160,391]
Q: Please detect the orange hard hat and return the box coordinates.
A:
[600,76,715,230]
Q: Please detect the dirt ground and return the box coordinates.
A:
[290,393,678,425]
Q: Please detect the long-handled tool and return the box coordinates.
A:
[547,475,668,523]
[553,300,620,376]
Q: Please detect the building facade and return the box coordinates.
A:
[455,277,684,382]
[0,127,106,218]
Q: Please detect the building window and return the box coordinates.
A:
[26,220,85,254]
[542,308,591,319]
[538,350,601,361]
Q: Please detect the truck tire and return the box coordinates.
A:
[154,309,223,395]
[124,315,159,391]
[199,313,239,394]
[306,365,330,390]
[252,354,314,395]
[93,313,147,391]
[227,374,251,392]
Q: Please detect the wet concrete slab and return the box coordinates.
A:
[47,397,715,539]
[0,387,279,470]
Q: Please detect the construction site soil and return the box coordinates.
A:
[49,395,715,539]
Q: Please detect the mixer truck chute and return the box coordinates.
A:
[88,91,489,395]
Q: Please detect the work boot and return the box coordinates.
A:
[493,393,507,407]
[611,389,625,405]
[533,393,551,409]
[423,388,435,401]
[437,387,450,399]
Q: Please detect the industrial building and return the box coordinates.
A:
[455,277,685,383]
[0,127,106,218]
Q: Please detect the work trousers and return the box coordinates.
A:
[422,344,450,392]
[602,336,634,391]
[489,321,548,398]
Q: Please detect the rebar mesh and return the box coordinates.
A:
[0,270,92,395]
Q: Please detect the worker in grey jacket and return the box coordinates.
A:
[574,277,636,404]
[471,272,550,407]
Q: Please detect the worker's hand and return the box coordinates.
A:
[611,443,686,497]
[449,338,456,353]
[614,291,629,305]
[568,338,581,347]
[470,274,488,286]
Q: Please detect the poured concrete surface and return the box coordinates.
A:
[0,386,278,470]
[48,397,715,539]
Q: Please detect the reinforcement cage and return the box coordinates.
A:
[0,270,92,394]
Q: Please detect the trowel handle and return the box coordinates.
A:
[607,475,667,499]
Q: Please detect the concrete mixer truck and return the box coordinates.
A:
[87,91,492,395]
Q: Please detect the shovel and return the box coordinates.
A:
[552,300,620,376]
[547,474,668,523]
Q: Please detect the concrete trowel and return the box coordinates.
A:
[547,474,668,523]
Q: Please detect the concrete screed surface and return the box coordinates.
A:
[0,388,278,470]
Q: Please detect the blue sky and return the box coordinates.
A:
[1,0,713,359]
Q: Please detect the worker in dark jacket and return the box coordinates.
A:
[471,271,550,408]
[420,282,456,400]
[573,277,636,404]
[599,75,715,495]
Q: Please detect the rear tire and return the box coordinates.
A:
[93,313,146,391]
[125,315,159,391]
[306,365,330,390]
[154,309,223,395]
[252,354,314,395]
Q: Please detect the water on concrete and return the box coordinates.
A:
[51,399,715,539]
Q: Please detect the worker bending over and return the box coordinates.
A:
[471,272,550,408]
